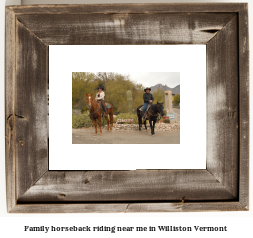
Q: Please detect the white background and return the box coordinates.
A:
[1,0,252,237]
[49,45,206,170]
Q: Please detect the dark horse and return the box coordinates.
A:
[137,102,165,135]
[85,93,113,135]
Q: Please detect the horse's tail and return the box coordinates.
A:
[110,112,113,127]
[137,105,143,118]
[107,103,114,127]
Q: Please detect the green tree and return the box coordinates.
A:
[132,87,144,110]
[72,72,146,113]
[72,72,96,108]
[174,94,180,105]
[153,88,165,104]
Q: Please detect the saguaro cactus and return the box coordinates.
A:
[127,90,133,113]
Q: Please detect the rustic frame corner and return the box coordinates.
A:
[5,3,249,213]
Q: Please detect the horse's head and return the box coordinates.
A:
[85,93,93,108]
[157,102,165,117]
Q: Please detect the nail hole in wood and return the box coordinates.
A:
[57,193,66,198]
[182,196,186,203]
[84,179,90,184]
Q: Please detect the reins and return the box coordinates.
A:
[146,104,162,117]
[88,99,101,118]
[89,108,100,116]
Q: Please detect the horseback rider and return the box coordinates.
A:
[95,84,108,116]
[142,87,154,120]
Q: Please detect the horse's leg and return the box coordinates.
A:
[138,113,142,131]
[92,118,97,135]
[144,118,147,130]
[109,111,113,130]
[149,120,153,135]
[98,116,102,134]
[153,119,156,135]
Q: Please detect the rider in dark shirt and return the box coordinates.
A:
[142,87,154,120]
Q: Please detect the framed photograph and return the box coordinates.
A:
[49,45,206,170]
[5,3,249,213]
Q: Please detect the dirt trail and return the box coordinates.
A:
[72,128,180,144]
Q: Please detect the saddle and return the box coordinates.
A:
[97,101,111,116]
[139,104,152,120]
[97,102,111,109]
[139,104,151,112]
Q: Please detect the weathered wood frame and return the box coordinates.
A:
[5,4,249,213]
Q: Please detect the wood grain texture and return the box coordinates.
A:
[206,16,239,198]
[5,3,249,213]
[238,4,249,208]
[125,202,247,213]
[5,7,16,212]
[7,3,246,15]
[15,20,48,200]
[10,202,247,213]
[18,170,237,203]
[16,13,236,45]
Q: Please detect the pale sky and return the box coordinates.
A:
[117,72,180,88]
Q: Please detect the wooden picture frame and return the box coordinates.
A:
[5,3,249,213]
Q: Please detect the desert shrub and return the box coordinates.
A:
[72,112,109,128]
[158,117,164,123]
[164,118,171,124]
[81,106,89,114]
[72,112,93,128]
[72,109,81,115]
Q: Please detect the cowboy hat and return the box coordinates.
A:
[144,87,151,92]
[97,84,105,90]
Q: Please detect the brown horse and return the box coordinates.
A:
[85,93,113,134]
